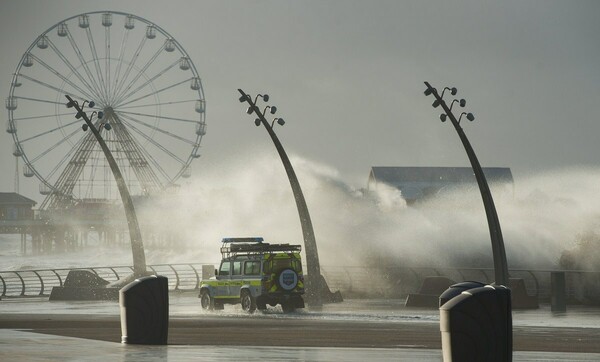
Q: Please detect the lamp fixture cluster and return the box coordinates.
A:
[65,97,111,131]
[239,91,285,129]
[424,84,474,125]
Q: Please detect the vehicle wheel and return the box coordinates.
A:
[200,289,214,311]
[281,302,295,314]
[240,290,256,313]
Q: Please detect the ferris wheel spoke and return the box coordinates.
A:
[113,34,148,104]
[117,109,198,124]
[111,30,130,105]
[116,77,191,108]
[118,118,186,165]
[45,134,88,181]
[29,127,82,164]
[12,112,73,122]
[118,112,197,146]
[84,27,109,103]
[28,54,97,102]
[129,138,172,183]
[115,58,179,106]
[15,95,69,106]
[112,44,168,105]
[16,73,92,106]
[19,119,81,143]
[65,30,105,100]
[105,27,111,106]
[45,38,104,102]
[134,142,172,183]
[118,99,196,110]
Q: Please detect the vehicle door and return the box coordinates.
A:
[216,260,231,297]
[243,259,262,294]
[229,259,244,297]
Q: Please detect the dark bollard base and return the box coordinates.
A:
[120,275,169,345]
[440,285,512,362]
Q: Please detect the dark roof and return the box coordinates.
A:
[0,192,37,206]
[369,167,513,185]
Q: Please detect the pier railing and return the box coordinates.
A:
[0,263,204,298]
[1,263,599,303]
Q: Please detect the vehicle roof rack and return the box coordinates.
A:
[219,238,301,258]
[230,243,301,253]
[221,237,264,244]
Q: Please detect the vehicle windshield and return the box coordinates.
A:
[219,261,230,276]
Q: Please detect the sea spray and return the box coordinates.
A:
[3,152,600,275]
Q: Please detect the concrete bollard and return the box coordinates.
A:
[120,275,169,345]
[550,272,566,312]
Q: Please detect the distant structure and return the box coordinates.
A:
[0,192,37,253]
[367,167,513,204]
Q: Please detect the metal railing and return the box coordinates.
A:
[321,265,600,303]
[0,263,205,298]
[1,263,599,303]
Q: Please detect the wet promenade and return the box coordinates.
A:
[1,295,600,361]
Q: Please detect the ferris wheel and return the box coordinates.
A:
[6,11,206,209]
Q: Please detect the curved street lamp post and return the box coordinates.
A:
[65,94,147,277]
[423,82,508,286]
[424,83,512,361]
[238,89,323,307]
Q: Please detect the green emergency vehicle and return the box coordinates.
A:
[199,237,305,313]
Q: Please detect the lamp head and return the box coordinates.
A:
[88,101,95,108]
[104,123,112,130]
[424,87,433,96]
[246,106,254,115]
[432,99,440,108]
[254,118,261,126]
[239,94,248,103]
[82,124,89,131]
[66,100,76,108]
[98,111,104,119]
[262,94,269,102]
[270,106,277,114]
[277,118,285,126]
[440,114,447,122]
[450,87,458,96]
[460,99,466,107]
[75,111,83,119]
[466,113,475,121]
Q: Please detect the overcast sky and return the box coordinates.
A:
[1,0,599,202]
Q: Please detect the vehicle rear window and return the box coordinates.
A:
[274,259,292,270]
